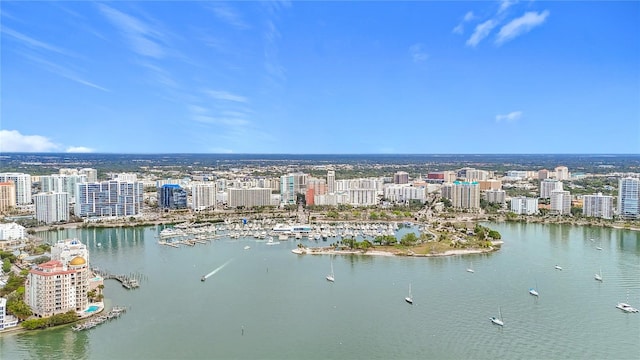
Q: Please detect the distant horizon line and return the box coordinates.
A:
[2,152,639,156]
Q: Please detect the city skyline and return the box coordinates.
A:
[1,1,639,154]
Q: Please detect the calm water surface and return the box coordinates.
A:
[1,222,639,360]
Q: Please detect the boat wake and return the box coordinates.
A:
[203,258,234,280]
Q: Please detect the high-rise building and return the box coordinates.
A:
[451,181,480,209]
[228,188,272,208]
[483,189,506,204]
[510,196,539,215]
[191,182,217,211]
[0,173,31,205]
[394,171,409,184]
[0,297,18,330]
[583,193,613,219]
[40,174,86,204]
[550,190,572,215]
[280,173,307,205]
[538,169,549,180]
[348,189,378,206]
[0,181,17,213]
[554,166,570,181]
[618,177,639,219]
[158,184,187,210]
[79,168,98,182]
[34,192,69,224]
[75,181,144,218]
[478,180,502,191]
[327,170,336,194]
[26,239,90,318]
[384,184,426,204]
[540,179,563,198]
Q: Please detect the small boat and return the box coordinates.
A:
[596,246,603,251]
[594,268,603,282]
[201,276,206,282]
[405,283,413,304]
[616,291,638,313]
[554,265,563,270]
[244,245,251,250]
[266,237,281,246]
[326,256,335,282]
[490,307,504,326]
[466,262,474,273]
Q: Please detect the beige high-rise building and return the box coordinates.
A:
[550,190,572,215]
[327,170,336,194]
[452,181,480,209]
[555,166,570,181]
[0,181,17,213]
[192,182,217,211]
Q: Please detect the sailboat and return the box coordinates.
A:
[405,283,413,304]
[594,268,603,282]
[529,280,539,297]
[596,240,603,250]
[326,256,335,282]
[490,307,504,326]
[466,262,474,273]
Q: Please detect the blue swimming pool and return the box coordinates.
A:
[85,305,99,313]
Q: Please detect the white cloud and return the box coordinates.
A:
[498,0,517,14]
[18,52,109,91]
[0,130,60,152]
[205,90,248,103]
[409,43,429,63]
[466,19,498,47]
[98,4,166,58]
[66,146,95,153]
[210,3,249,29]
[464,11,476,22]
[452,11,476,35]
[496,10,550,45]
[496,111,523,123]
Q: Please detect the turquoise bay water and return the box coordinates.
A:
[1,222,639,359]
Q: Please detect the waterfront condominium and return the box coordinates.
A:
[582,193,614,219]
[191,181,217,211]
[451,181,480,210]
[550,189,572,215]
[327,170,336,194]
[227,188,272,208]
[34,192,70,224]
[0,173,31,205]
[25,239,91,318]
[40,174,87,204]
[618,177,639,219]
[510,196,539,215]
[75,180,144,218]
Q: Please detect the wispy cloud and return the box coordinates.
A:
[210,2,249,29]
[205,90,248,103]
[19,52,109,91]
[466,19,498,47]
[0,130,60,152]
[409,43,429,63]
[2,27,74,56]
[98,4,166,58]
[452,11,476,35]
[496,10,550,45]
[498,0,518,14]
[496,111,523,123]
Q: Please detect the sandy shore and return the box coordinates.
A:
[292,244,500,257]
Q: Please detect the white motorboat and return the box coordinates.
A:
[554,265,563,270]
[466,262,474,273]
[594,268,603,282]
[529,288,539,297]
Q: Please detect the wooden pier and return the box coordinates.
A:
[92,268,143,289]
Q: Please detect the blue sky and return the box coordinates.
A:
[1,1,638,154]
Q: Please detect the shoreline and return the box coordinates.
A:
[292,241,503,258]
